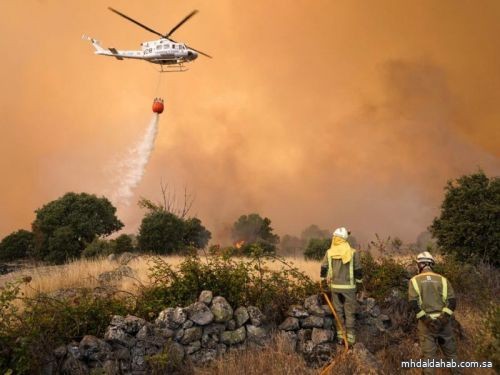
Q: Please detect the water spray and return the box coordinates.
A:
[111,99,164,206]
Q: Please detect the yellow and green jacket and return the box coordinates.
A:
[408,270,456,319]
[321,237,362,292]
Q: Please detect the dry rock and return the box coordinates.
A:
[288,305,309,318]
[226,319,236,331]
[301,315,324,329]
[311,328,334,345]
[211,296,233,323]
[221,326,246,345]
[79,335,110,361]
[234,306,249,327]
[199,290,213,304]
[190,348,217,364]
[188,302,214,325]
[279,317,300,331]
[247,306,265,326]
[118,252,136,265]
[181,327,202,345]
[304,295,325,316]
[186,340,201,354]
[246,325,268,344]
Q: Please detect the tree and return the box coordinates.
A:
[430,171,500,265]
[138,211,185,254]
[231,214,280,253]
[0,230,34,261]
[279,234,303,257]
[32,192,123,264]
[300,225,330,242]
[183,218,211,249]
[304,238,332,261]
[46,226,81,264]
[113,234,135,254]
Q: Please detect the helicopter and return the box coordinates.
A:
[83,7,211,72]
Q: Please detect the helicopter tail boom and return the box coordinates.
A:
[82,34,108,54]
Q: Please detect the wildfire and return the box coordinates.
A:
[235,240,245,249]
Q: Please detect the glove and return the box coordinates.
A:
[356,281,363,292]
[437,313,450,326]
[355,282,364,301]
[320,278,328,291]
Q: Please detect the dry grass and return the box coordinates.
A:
[195,333,314,375]
[0,255,321,299]
[0,255,186,299]
[1,254,496,374]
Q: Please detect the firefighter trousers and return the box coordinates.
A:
[331,289,356,344]
[417,319,461,375]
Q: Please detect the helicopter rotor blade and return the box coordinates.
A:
[186,45,212,59]
[108,7,165,38]
[165,10,198,38]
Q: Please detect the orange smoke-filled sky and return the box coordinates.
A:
[0,0,499,244]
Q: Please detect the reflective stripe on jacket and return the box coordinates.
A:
[408,271,455,319]
[321,237,361,291]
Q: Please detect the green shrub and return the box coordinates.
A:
[82,238,114,259]
[112,234,135,254]
[433,255,491,305]
[476,302,500,372]
[0,280,130,374]
[0,230,34,261]
[361,252,409,301]
[303,238,331,261]
[430,171,500,266]
[135,253,316,323]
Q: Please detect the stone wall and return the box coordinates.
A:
[52,291,389,374]
[53,291,269,374]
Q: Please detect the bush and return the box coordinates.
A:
[0,280,130,374]
[82,238,114,259]
[279,234,303,257]
[303,238,331,261]
[138,211,211,254]
[0,230,34,262]
[433,255,491,305]
[430,170,500,265]
[476,302,500,372]
[113,234,135,254]
[361,252,409,301]
[135,253,316,323]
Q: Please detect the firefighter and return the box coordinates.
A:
[320,227,362,345]
[408,251,461,375]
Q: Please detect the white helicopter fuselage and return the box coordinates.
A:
[84,36,198,65]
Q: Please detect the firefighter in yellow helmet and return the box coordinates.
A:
[320,227,362,345]
[408,252,461,375]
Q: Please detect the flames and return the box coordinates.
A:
[235,240,245,249]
